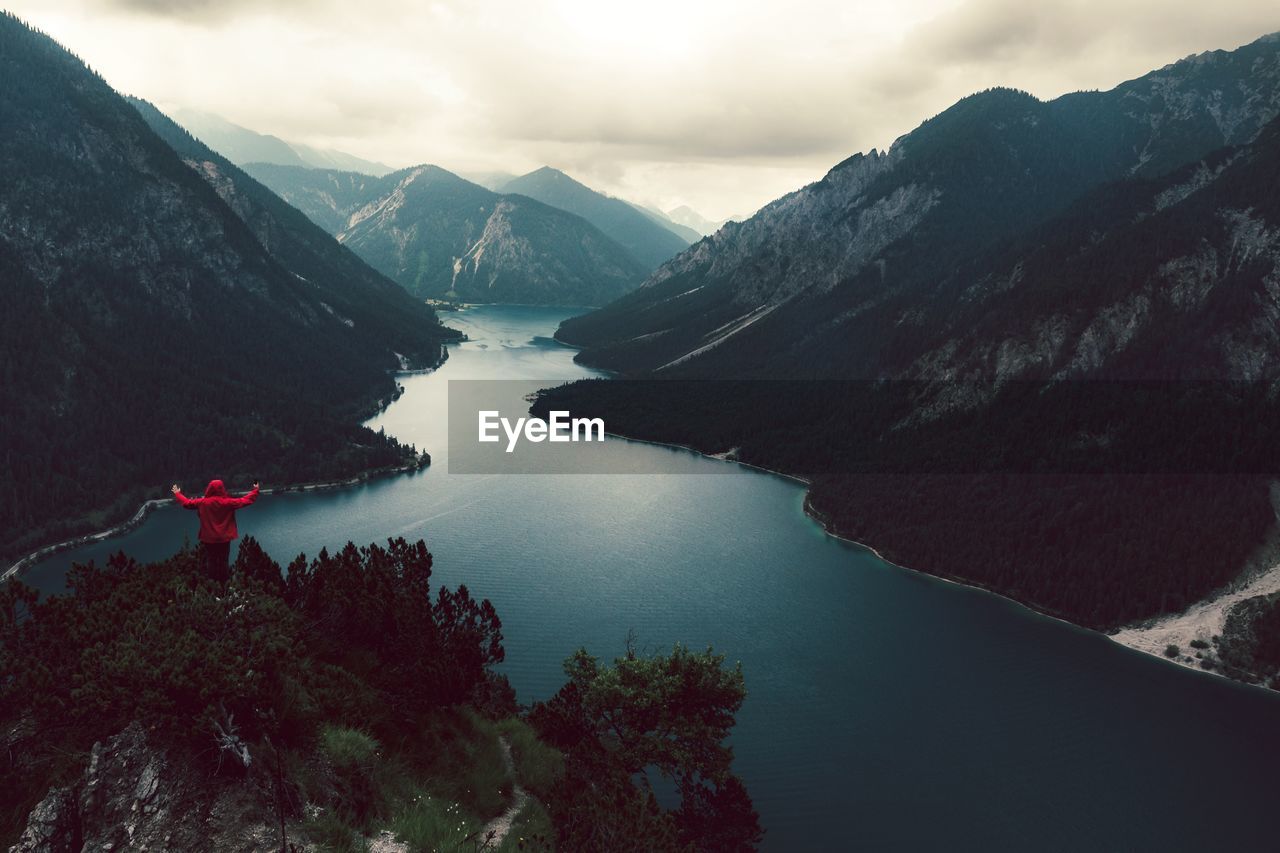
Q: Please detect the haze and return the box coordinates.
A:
[8,0,1277,219]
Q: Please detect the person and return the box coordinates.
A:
[171,479,260,583]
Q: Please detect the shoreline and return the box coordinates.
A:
[606,430,1280,693]
[2,455,431,583]
[4,334,457,585]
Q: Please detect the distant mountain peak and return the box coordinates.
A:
[245,160,646,305]
[500,167,691,270]
[167,107,393,176]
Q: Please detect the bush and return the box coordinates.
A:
[320,726,380,770]
[390,795,481,852]
[531,644,762,850]
[302,810,362,852]
[496,718,564,801]
[318,726,382,827]
[1165,644,1181,658]
[0,537,509,846]
[1190,639,1209,650]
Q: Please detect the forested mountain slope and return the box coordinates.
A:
[0,13,454,563]
[541,33,1280,630]
[558,34,1280,376]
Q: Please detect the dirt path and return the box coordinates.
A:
[479,736,529,848]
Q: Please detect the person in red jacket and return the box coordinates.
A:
[171,479,260,583]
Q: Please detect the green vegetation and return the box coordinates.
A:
[1217,592,1280,688]
[1165,645,1181,658]
[530,642,764,851]
[0,13,459,565]
[536,378,1273,630]
[496,718,565,801]
[0,537,760,850]
[1189,639,1210,650]
[544,43,1280,637]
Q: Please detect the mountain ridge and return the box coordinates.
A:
[0,12,454,562]
[171,107,393,176]
[498,166,691,270]
[246,162,649,305]
[539,30,1280,634]
[557,32,1280,376]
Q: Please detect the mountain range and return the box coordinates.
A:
[497,166,692,270]
[559,34,1280,378]
[244,162,652,305]
[0,12,457,562]
[664,205,738,236]
[546,32,1280,631]
[170,108,394,176]
[152,113,710,304]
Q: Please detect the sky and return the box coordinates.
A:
[8,0,1278,220]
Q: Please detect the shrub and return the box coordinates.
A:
[1165,644,1181,658]
[531,644,762,851]
[1190,639,1209,650]
[390,795,480,852]
[320,726,380,769]
[496,718,565,801]
[318,726,382,827]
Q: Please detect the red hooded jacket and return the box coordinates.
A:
[173,480,259,543]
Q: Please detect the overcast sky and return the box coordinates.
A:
[8,0,1278,219]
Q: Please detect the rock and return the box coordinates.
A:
[10,723,281,853]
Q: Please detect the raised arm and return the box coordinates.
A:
[231,483,260,508]
[171,484,199,509]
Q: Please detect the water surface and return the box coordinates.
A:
[28,305,1280,851]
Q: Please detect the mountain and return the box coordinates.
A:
[665,205,736,236]
[543,32,1280,632]
[127,97,455,366]
[559,34,1280,376]
[0,12,456,563]
[626,201,704,244]
[170,108,307,167]
[171,108,393,176]
[234,163,384,233]
[245,163,648,305]
[498,167,691,270]
[458,169,520,190]
[288,140,394,175]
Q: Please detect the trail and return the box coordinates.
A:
[479,736,529,848]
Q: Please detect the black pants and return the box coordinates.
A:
[201,540,232,584]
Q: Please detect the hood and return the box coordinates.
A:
[204,479,228,497]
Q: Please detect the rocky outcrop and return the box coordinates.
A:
[556,32,1280,378]
[10,723,279,853]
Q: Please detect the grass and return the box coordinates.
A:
[390,792,485,852]
[408,710,513,819]
[298,712,562,852]
[495,718,564,801]
[303,810,363,852]
[494,800,556,852]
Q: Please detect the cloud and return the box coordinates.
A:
[99,0,317,22]
[7,0,1278,219]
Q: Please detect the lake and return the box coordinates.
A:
[25,304,1280,851]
